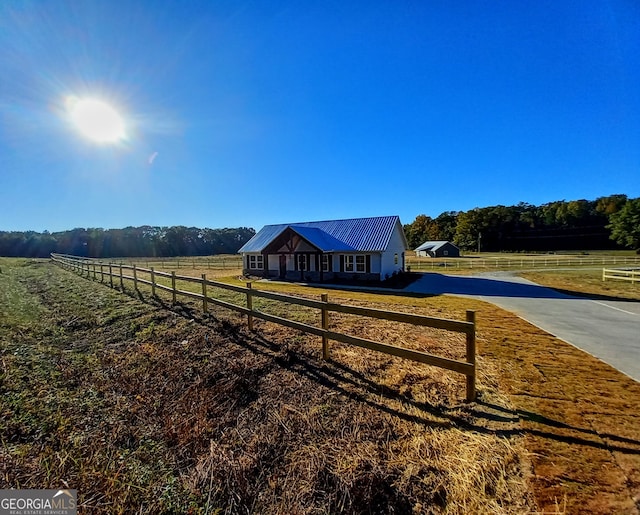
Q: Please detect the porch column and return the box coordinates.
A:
[318,252,323,282]
[262,251,268,278]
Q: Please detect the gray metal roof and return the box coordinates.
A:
[415,241,455,252]
[239,216,406,253]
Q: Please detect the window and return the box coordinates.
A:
[322,254,330,272]
[248,255,263,270]
[344,255,354,272]
[343,255,366,273]
[394,253,398,265]
[443,250,449,256]
[297,254,307,271]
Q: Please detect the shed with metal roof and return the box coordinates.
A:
[415,241,460,258]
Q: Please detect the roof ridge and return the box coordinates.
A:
[263,215,399,227]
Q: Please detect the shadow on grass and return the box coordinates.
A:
[257,272,639,304]
[403,273,640,302]
[477,401,640,454]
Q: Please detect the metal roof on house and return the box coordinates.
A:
[239,216,406,253]
[415,241,455,252]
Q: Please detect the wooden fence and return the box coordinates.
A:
[51,253,477,401]
[107,255,243,270]
[602,267,640,284]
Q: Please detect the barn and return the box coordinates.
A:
[415,240,460,258]
[239,216,408,282]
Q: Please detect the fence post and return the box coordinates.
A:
[321,293,329,359]
[100,264,104,282]
[466,310,476,402]
[109,264,113,288]
[202,274,208,313]
[133,265,138,291]
[171,272,177,304]
[92,263,97,280]
[151,267,156,297]
[246,282,254,331]
[119,264,124,290]
[602,268,606,282]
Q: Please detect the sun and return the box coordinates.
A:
[68,97,126,143]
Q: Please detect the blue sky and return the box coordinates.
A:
[1,1,638,232]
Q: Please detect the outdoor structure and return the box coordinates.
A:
[239,216,408,282]
[415,241,460,258]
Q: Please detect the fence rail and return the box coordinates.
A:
[602,267,640,283]
[89,255,244,270]
[407,255,640,271]
[51,253,477,401]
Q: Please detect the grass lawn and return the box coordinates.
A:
[3,258,640,513]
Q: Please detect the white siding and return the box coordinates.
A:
[380,222,407,278]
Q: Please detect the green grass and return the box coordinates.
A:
[0,260,201,512]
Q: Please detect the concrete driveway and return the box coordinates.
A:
[404,272,640,382]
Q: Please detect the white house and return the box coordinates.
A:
[238,216,408,282]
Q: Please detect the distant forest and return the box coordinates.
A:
[0,226,256,258]
[404,194,640,252]
[3,195,639,258]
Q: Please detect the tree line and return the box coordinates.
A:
[0,226,256,258]
[404,195,640,252]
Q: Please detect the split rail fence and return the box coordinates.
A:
[51,253,477,401]
[602,267,640,284]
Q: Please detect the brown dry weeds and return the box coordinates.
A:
[1,261,535,513]
[224,277,640,514]
[477,301,640,514]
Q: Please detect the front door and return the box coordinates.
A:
[279,254,287,279]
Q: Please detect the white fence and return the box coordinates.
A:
[602,267,640,283]
[408,255,640,271]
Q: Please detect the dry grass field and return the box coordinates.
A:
[1,259,534,514]
[219,274,640,514]
[2,257,639,513]
[520,268,640,301]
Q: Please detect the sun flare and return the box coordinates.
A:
[68,97,126,143]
